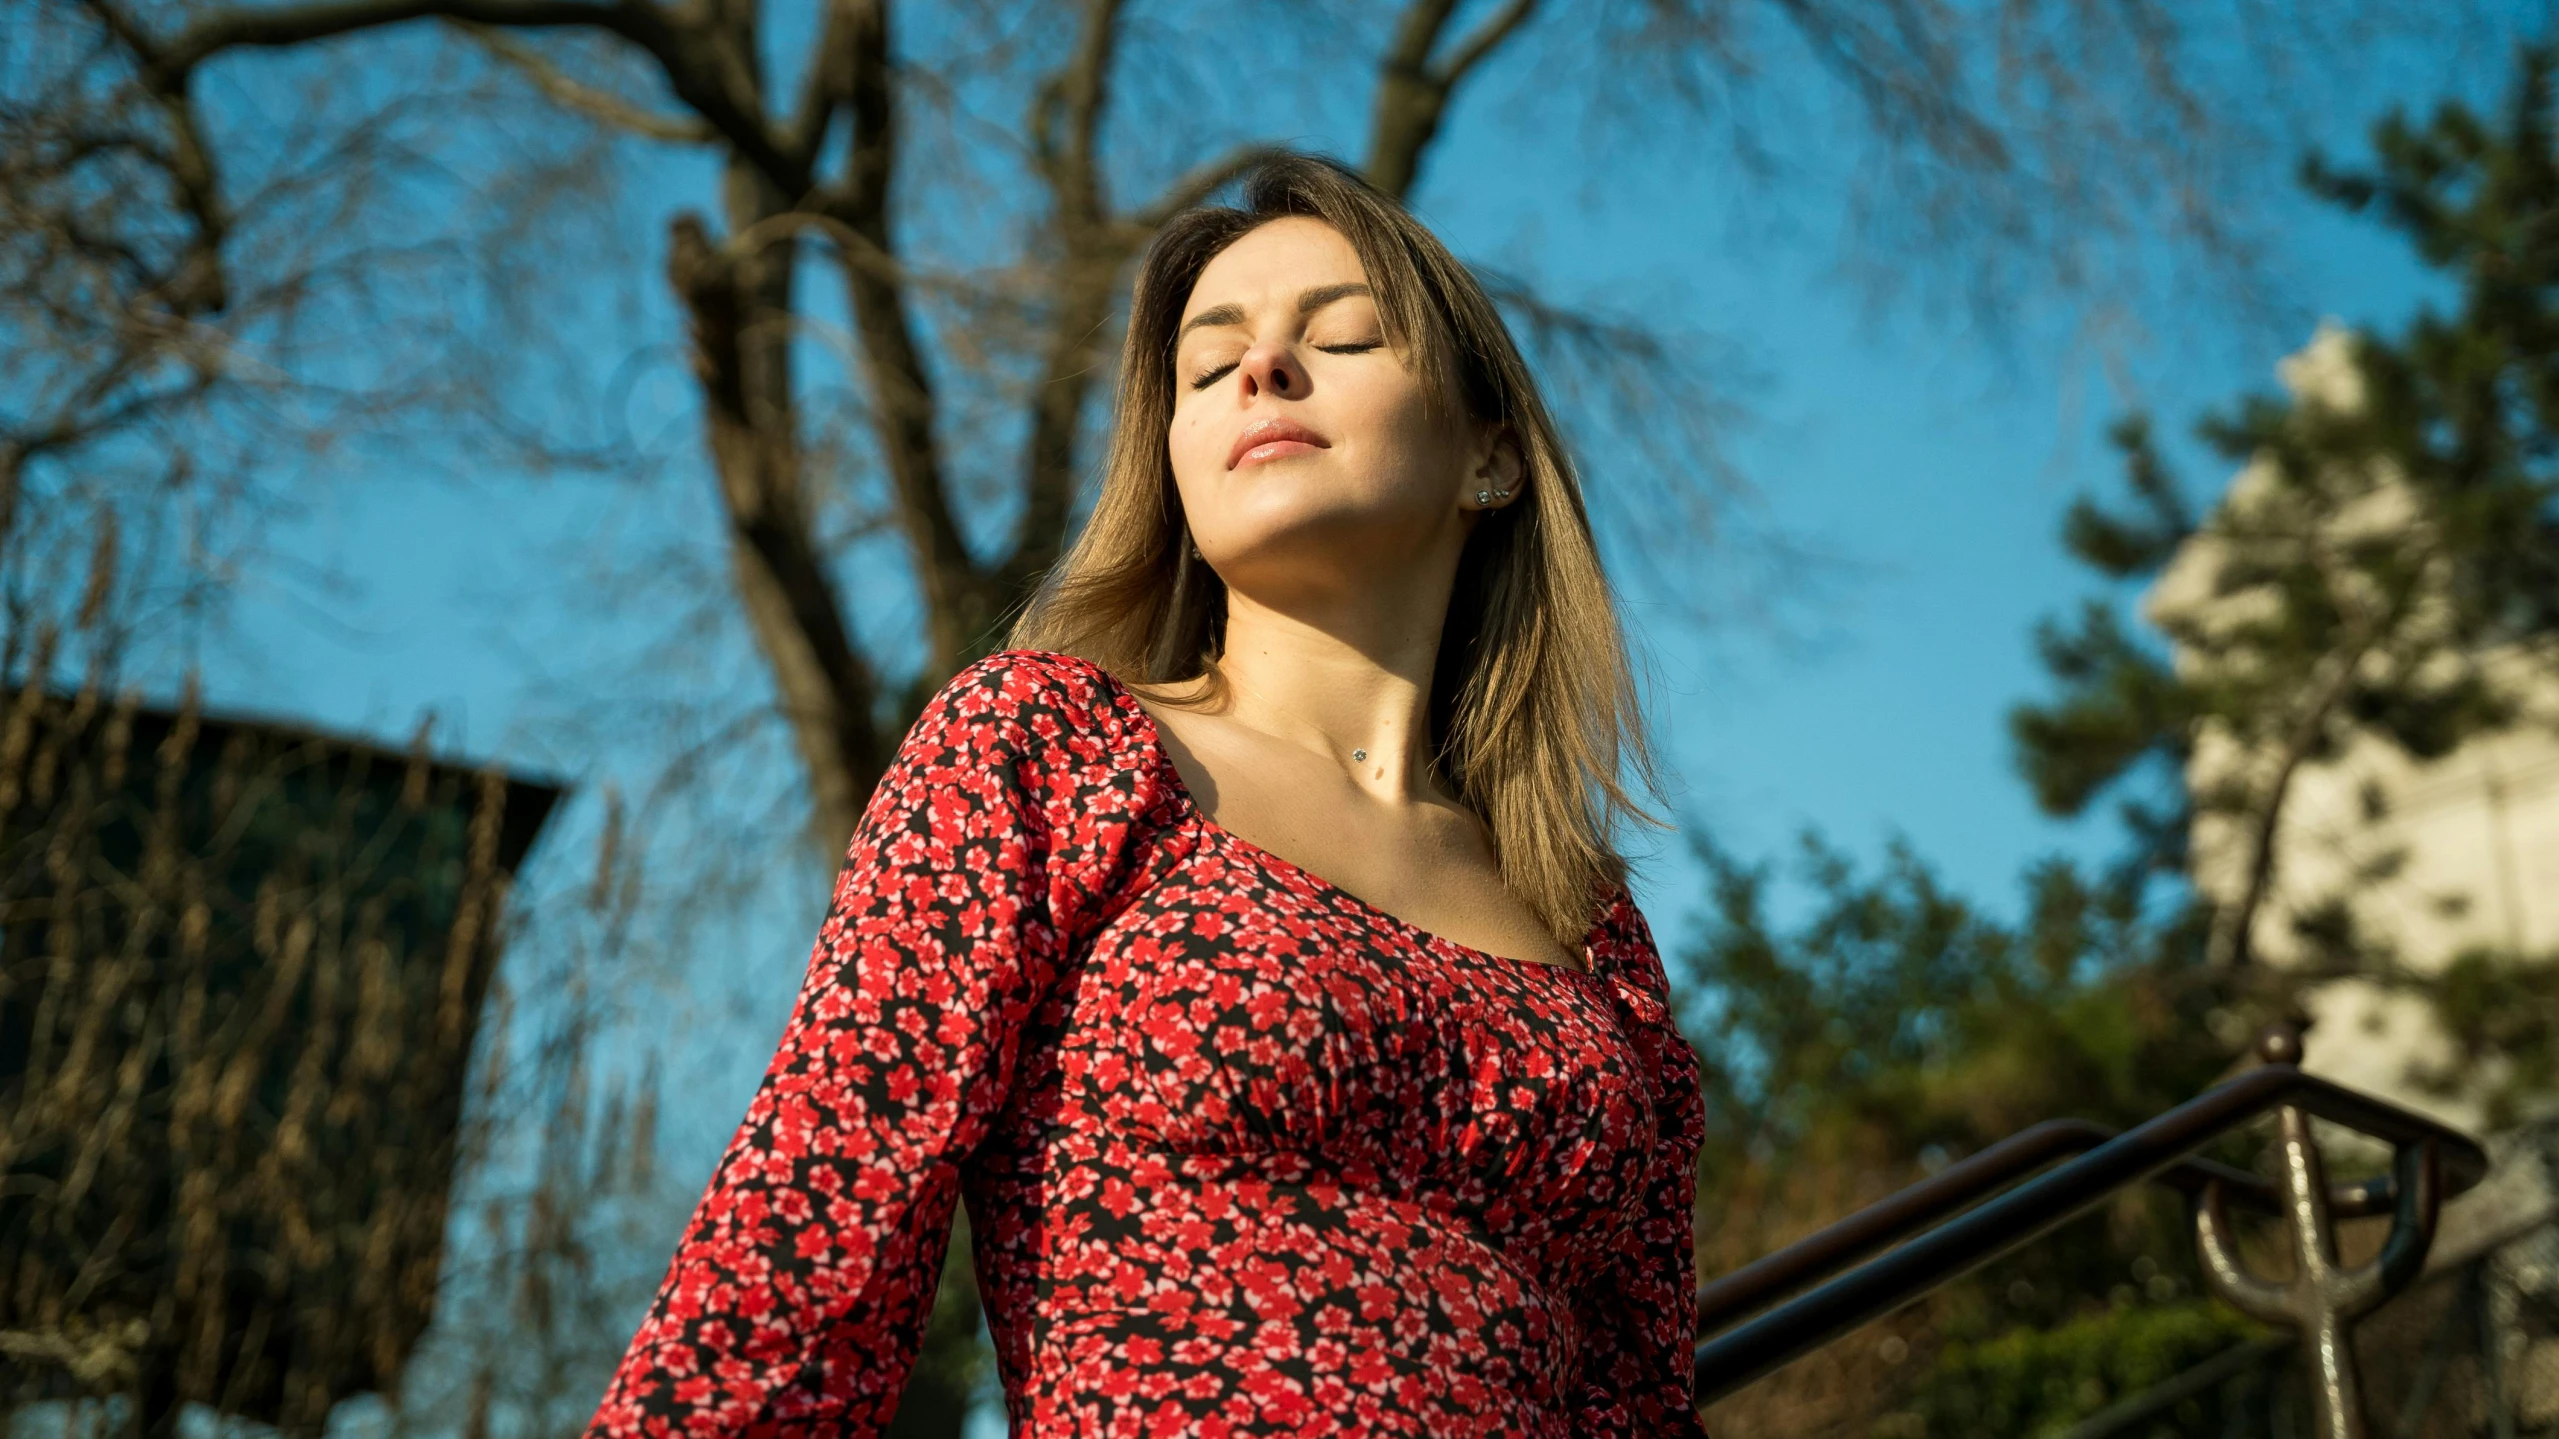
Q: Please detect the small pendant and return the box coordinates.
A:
[1351,749,1367,762]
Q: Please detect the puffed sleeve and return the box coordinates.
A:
[581,650,1163,1439]
[1572,888,1713,1437]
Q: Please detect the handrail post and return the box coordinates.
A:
[2191,1024,2444,1439]
[1690,1035,2484,1409]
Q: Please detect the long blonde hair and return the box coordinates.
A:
[1007,152,1663,944]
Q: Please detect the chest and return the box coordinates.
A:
[1141,753,1579,973]
[1038,829,1659,1236]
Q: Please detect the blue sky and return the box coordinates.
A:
[197,10,2481,953]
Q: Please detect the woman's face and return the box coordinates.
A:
[1167,217,1511,606]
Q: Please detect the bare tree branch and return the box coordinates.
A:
[453,22,716,143]
[126,0,817,193]
[68,1,232,310]
[787,0,861,159]
[1002,0,1129,599]
[1122,141,1290,233]
[143,0,634,75]
[668,213,883,853]
[814,0,979,682]
[1761,0,2008,172]
[1436,0,1537,89]
[1031,0,1123,226]
[1367,0,1538,200]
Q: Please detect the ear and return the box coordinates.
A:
[1466,424,1526,509]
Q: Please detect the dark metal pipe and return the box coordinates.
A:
[1693,1118,2276,1335]
[1690,1064,2486,1405]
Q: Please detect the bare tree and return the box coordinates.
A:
[3,0,626,699]
[26,0,2452,856]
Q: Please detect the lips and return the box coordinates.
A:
[1226,416,1332,471]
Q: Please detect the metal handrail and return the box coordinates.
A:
[1695,1118,2286,1337]
[1690,1061,2489,1407]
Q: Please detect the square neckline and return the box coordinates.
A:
[1075,657,1609,982]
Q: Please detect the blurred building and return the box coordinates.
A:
[0,685,563,1438]
[2151,324,2559,1131]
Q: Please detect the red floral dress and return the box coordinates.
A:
[581,649,1711,1438]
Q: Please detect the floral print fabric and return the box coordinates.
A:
[581,649,1711,1437]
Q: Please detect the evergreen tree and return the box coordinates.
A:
[2014,45,2559,984]
[1692,42,2559,1436]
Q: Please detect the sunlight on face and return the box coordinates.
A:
[1168,217,1481,601]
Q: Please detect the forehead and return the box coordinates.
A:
[1179,217,1370,323]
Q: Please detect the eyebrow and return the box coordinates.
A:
[1175,282,1376,341]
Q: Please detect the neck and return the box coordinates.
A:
[1203,588,1450,802]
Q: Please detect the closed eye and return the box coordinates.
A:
[1185,341,1383,392]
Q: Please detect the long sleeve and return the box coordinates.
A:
[582,651,1161,1439]
[1572,891,1713,1437]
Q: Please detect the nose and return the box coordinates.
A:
[1235,341,1304,400]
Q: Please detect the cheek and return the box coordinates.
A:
[1166,405,1227,521]
[1172,407,1223,496]
[1343,382,1454,493]
[1168,404,1216,472]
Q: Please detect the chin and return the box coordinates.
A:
[1204,502,1429,589]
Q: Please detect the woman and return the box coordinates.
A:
[581,153,1711,1438]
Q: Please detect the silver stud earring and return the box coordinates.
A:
[1475,489,1491,505]
[1492,488,1510,500]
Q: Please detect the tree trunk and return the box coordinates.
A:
[668,183,884,854]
